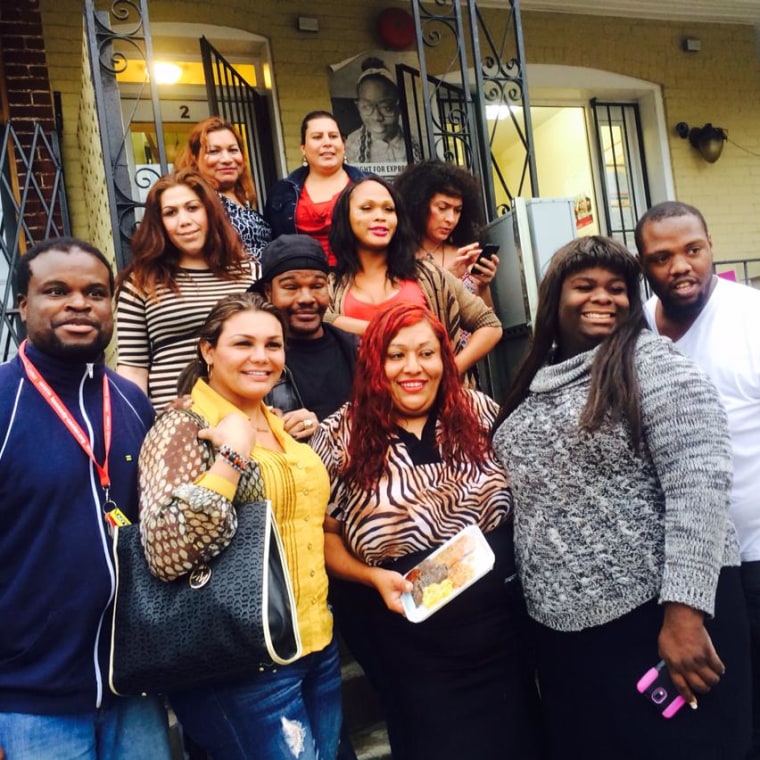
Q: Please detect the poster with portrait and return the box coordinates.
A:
[329,50,422,179]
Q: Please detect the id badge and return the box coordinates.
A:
[104,504,131,534]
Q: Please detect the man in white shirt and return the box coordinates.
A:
[637,201,760,757]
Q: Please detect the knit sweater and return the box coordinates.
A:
[493,330,739,632]
[0,343,154,714]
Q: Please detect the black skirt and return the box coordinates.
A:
[330,522,547,760]
[532,565,752,760]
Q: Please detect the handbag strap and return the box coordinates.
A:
[177,407,266,503]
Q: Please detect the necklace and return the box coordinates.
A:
[422,242,445,269]
[249,413,270,434]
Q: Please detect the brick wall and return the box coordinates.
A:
[0,0,62,247]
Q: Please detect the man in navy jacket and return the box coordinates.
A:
[0,238,171,759]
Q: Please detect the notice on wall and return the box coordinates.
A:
[574,194,594,229]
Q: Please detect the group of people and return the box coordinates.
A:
[1,105,759,760]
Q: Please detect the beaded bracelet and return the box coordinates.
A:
[217,444,251,473]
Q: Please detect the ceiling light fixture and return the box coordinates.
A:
[153,62,182,85]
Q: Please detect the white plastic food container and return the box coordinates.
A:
[401,524,495,623]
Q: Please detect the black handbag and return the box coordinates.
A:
[108,499,302,696]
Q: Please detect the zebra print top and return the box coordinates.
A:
[311,390,512,566]
[116,265,253,410]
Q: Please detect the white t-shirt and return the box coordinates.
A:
[645,278,760,560]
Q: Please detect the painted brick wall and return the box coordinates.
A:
[513,10,760,262]
[78,30,116,267]
[38,0,760,261]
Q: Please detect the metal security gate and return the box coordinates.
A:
[0,120,70,360]
[201,37,277,208]
[592,100,651,248]
[84,1,276,269]
[406,0,537,219]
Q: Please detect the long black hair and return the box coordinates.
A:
[493,235,648,445]
[328,176,418,282]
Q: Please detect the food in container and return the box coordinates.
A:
[401,525,495,622]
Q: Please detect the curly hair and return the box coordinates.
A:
[492,235,648,445]
[328,176,418,282]
[174,117,257,206]
[394,159,485,247]
[116,169,246,300]
[342,303,492,490]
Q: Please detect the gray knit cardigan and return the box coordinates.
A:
[493,330,739,632]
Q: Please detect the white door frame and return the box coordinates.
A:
[527,64,676,204]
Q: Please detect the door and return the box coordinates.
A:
[201,36,277,208]
[591,101,650,248]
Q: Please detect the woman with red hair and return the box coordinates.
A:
[310,303,544,760]
[175,117,271,271]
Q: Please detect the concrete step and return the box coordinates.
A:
[339,642,392,760]
[341,658,385,733]
[351,722,392,760]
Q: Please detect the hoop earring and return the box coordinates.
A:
[206,363,213,380]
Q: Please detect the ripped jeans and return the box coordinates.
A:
[169,638,342,760]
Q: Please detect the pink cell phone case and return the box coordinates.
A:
[636,665,686,718]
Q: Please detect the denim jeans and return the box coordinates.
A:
[0,695,171,760]
[170,638,342,760]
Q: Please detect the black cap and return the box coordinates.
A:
[251,235,329,293]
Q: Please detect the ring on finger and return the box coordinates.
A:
[303,418,313,428]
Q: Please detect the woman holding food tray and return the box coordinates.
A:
[310,303,545,760]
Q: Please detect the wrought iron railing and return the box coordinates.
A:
[407,0,537,219]
[713,258,760,287]
[84,0,167,272]
[0,120,70,360]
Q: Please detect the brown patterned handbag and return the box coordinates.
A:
[108,498,302,696]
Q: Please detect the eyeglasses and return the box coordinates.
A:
[356,99,399,117]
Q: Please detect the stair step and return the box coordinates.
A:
[351,722,392,760]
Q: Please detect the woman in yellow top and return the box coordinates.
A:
[136,292,339,760]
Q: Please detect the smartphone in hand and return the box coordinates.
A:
[473,243,500,272]
[636,660,686,718]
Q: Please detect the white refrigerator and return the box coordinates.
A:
[479,197,577,403]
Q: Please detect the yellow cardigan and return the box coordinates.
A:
[154,380,333,656]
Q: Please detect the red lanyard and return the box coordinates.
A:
[18,340,112,492]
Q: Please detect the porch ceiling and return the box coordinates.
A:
[512,0,760,25]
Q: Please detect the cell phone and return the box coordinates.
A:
[474,243,500,270]
[636,660,686,718]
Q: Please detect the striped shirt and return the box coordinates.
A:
[116,266,253,410]
[311,390,512,565]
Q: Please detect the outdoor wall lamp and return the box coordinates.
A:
[675,122,728,163]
